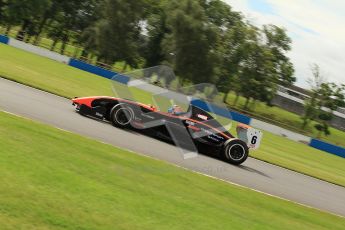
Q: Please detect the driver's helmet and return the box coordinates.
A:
[167,105,184,115]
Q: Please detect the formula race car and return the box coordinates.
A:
[72,96,262,165]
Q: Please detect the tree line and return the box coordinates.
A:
[0,0,296,108]
[302,64,345,137]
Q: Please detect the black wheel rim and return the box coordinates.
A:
[115,109,131,125]
[227,144,245,161]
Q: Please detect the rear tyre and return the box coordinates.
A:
[110,104,133,128]
[223,139,249,165]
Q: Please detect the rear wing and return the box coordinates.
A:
[236,124,263,150]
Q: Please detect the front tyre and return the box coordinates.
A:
[110,104,134,128]
[223,139,249,165]
[75,104,87,116]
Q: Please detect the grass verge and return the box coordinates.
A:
[1,43,345,187]
[0,111,344,229]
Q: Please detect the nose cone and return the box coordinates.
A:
[71,96,97,108]
[72,97,82,104]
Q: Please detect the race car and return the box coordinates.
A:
[72,96,262,165]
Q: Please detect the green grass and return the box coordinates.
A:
[0,44,110,97]
[1,43,345,187]
[0,43,152,102]
[229,122,345,186]
[0,26,133,72]
[0,26,80,58]
[0,111,344,229]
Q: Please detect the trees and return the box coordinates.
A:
[238,27,271,109]
[83,0,146,66]
[44,0,101,54]
[314,82,345,138]
[200,1,246,103]
[0,0,19,32]
[0,0,7,23]
[144,0,244,88]
[0,0,100,50]
[1,0,296,110]
[142,0,169,67]
[200,0,242,28]
[162,0,219,84]
[234,24,295,109]
[301,64,345,138]
[32,0,62,45]
[263,25,295,86]
[301,64,325,129]
[9,0,51,40]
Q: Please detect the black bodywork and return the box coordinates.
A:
[72,96,235,157]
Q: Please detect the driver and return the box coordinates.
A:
[167,105,184,115]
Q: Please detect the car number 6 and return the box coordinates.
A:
[251,136,257,145]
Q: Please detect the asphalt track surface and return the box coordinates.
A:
[1,77,345,217]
